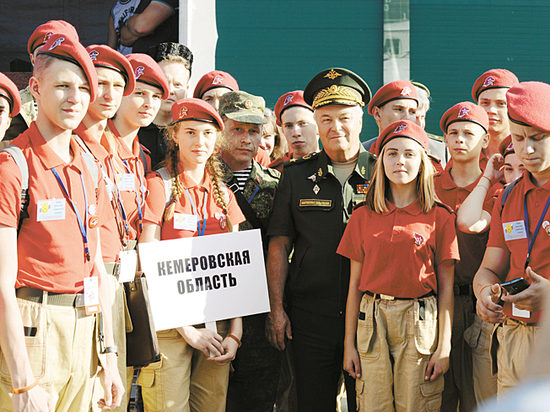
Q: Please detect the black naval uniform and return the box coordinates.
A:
[267,146,376,412]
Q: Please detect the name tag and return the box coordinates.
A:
[174,213,198,231]
[502,220,527,241]
[116,174,135,191]
[36,199,65,221]
[118,250,138,283]
[512,303,530,318]
[83,276,100,315]
[299,199,332,208]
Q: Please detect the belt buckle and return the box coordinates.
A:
[379,294,394,301]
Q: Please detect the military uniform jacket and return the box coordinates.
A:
[221,160,280,253]
[267,147,376,317]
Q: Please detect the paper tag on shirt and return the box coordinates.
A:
[116,174,135,191]
[502,220,527,241]
[36,199,65,221]
[118,250,138,283]
[512,304,530,318]
[83,277,100,315]
[174,213,198,231]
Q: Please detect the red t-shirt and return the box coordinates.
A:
[435,169,500,284]
[488,172,550,323]
[0,123,113,293]
[337,199,459,298]
[143,167,245,240]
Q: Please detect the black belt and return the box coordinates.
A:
[365,290,435,301]
[16,287,84,307]
[453,284,473,296]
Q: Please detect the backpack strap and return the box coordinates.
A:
[157,167,173,208]
[1,145,29,232]
[500,178,521,215]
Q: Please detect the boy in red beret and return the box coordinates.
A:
[0,34,124,411]
[474,81,550,395]
[0,72,22,142]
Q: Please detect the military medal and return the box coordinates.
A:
[313,185,320,195]
[356,183,369,194]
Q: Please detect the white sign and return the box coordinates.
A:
[138,229,270,331]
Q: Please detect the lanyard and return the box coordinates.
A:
[184,189,207,236]
[248,186,260,203]
[523,193,550,268]
[107,157,131,239]
[51,168,91,261]
[122,159,146,232]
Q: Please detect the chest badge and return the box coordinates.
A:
[356,183,369,194]
[413,232,425,246]
[543,221,550,236]
[307,173,317,182]
[313,185,320,195]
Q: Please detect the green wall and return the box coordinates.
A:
[216,0,384,139]
[411,0,550,135]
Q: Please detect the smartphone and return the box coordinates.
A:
[501,277,530,295]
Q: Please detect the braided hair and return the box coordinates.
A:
[162,123,233,232]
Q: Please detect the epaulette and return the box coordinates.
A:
[353,200,367,210]
[434,200,455,214]
[285,151,320,167]
[428,133,445,143]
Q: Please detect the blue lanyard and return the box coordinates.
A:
[107,158,131,238]
[51,168,91,261]
[248,186,260,203]
[122,159,146,232]
[184,189,207,236]
[523,193,550,268]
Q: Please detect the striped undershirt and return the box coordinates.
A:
[232,165,252,192]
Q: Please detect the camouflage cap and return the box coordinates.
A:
[218,91,267,124]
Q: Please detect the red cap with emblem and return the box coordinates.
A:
[499,135,515,158]
[367,80,418,116]
[376,120,429,156]
[471,69,519,102]
[37,33,98,102]
[126,53,170,100]
[440,101,489,134]
[171,98,224,130]
[86,45,135,96]
[27,20,79,55]
[507,81,550,133]
[193,70,239,99]
[274,90,312,126]
[0,73,21,117]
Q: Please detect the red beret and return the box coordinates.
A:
[471,69,519,102]
[27,20,79,55]
[126,53,169,100]
[377,120,429,156]
[0,73,21,117]
[193,70,239,99]
[440,102,489,134]
[499,135,515,158]
[367,80,418,116]
[38,34,98,102]
[507,82,550,133]
[274,90,312,126]
[86,45,135,96]
[171,98,224,131]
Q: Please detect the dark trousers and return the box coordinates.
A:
[226,313,281,412]
[290,307,356,412]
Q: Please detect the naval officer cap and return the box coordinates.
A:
[304,68,371,110]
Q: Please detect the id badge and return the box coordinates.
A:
[84,277,100,315]
[502,220,527,241]
[512,303,530,318]
[116,174,135,191]
[118,250,138,283]
[36,199,65,221]
[174,213,198,231]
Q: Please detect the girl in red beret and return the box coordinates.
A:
[139,98,245,412]
[337,120,458,411]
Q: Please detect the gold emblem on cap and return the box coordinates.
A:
[244,100,253,109]
[324,69,342,80]
[312,85,364,110]
[180,106,188,118]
